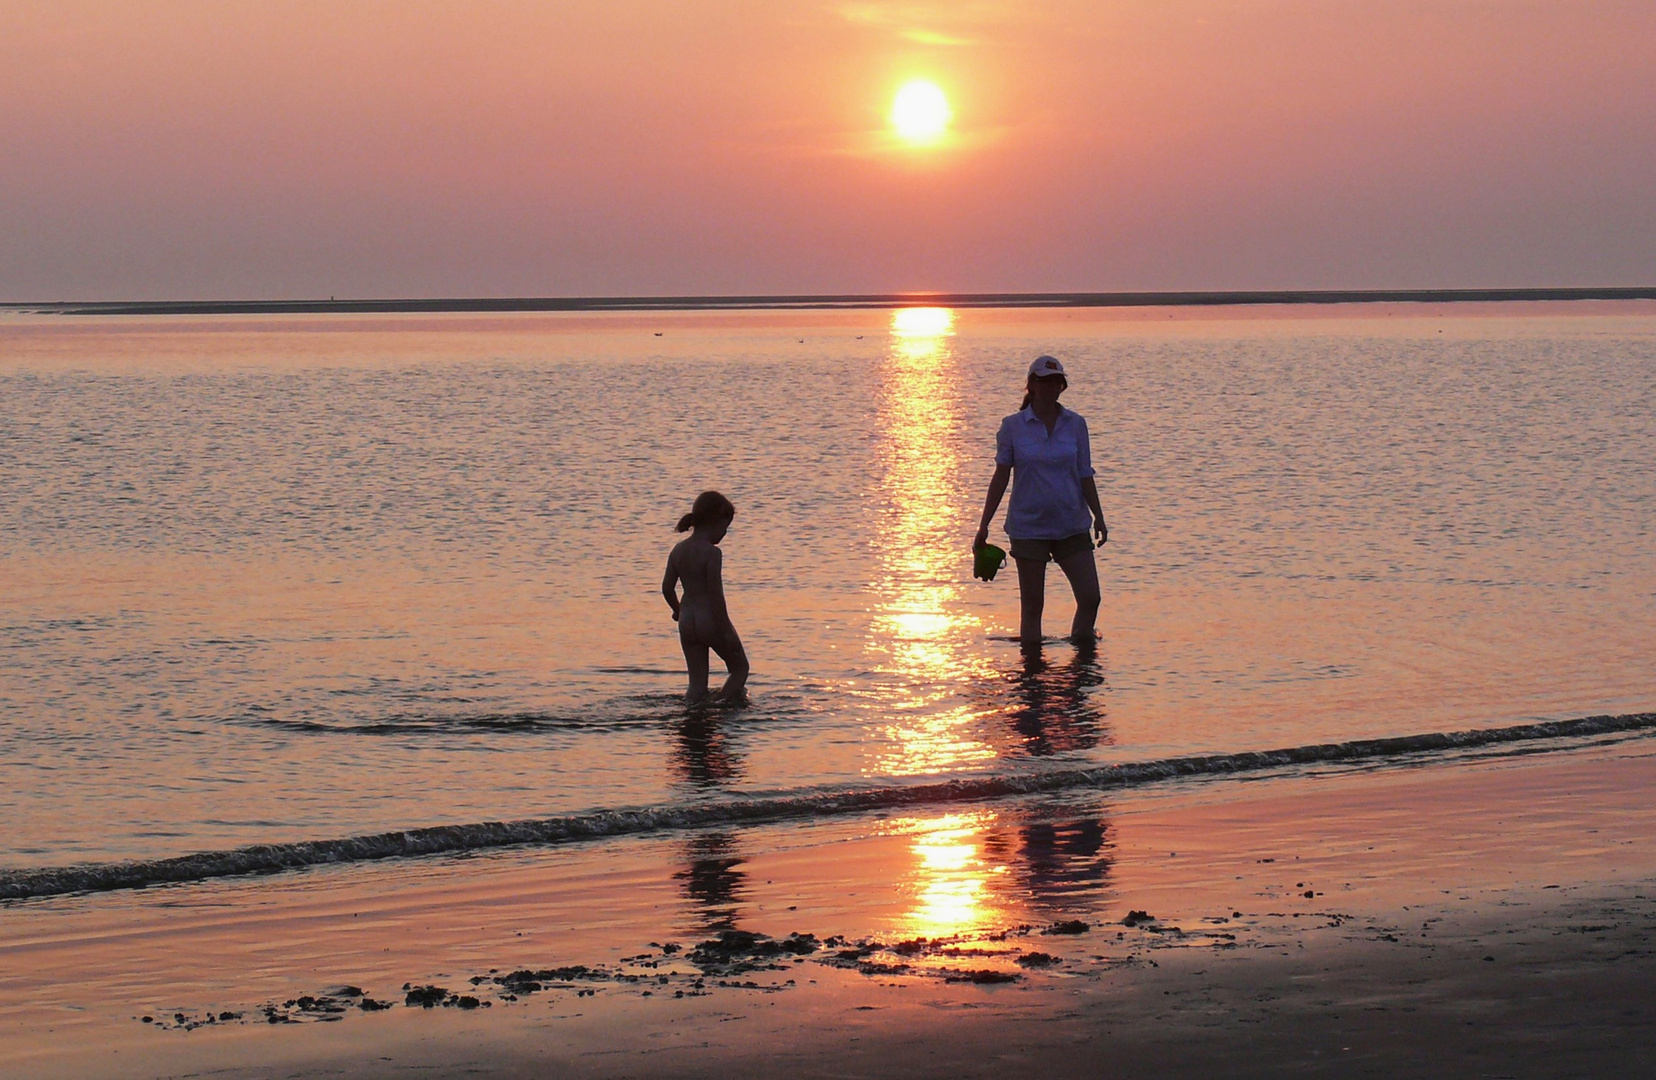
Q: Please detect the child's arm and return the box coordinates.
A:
[661,550,682,621]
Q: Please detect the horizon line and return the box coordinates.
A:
[5,286,1656,317]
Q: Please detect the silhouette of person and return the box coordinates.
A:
[663,490,749,703]
[973,356,1108,651]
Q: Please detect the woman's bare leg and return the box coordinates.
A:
[682,637,711,703]
[1055,547,1101,646]
[712,633,749,702]
[1015,556,1048,652]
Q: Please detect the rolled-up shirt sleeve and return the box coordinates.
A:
[994,418,1015,467]
[1076,416,1095,478]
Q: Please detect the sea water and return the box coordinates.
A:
[2,304,1653,871]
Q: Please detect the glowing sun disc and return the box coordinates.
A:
[892,306,954,337]
[891,80,951,142]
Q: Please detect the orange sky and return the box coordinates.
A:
[2,1,1653,299]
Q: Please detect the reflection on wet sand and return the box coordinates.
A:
[1005,816,1113,915]
[889,810,1012,937]
[889,806,1114,937]
[674,831,747,933]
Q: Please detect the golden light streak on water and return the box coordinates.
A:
[865,307,998,778]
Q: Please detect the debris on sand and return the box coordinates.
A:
[400,984,490,1009]
[493,966,602,995]
[403,985,450,1008]
[136,917,1111,1034]
[856,961,912,976]
[943,969,1021,984]
[689,931,819,974]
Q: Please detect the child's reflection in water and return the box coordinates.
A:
[670,711,744,790]
[670,712,749,932]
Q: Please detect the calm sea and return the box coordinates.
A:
[2,304,1653,869]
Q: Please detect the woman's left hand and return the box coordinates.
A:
[1093,517,1108,547]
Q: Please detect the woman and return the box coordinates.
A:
[972,356,1108,650]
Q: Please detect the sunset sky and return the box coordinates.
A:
[3,0,1653,300]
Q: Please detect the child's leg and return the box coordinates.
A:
[681,635,711,703]
[1015,556,1048,651]
[710,632,749,702]
[1055,547,1101,646]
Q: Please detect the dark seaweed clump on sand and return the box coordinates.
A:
[689,930,820,975]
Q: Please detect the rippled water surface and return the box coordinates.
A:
[3,304,1653,865]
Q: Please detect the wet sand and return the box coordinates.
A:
[7,736,1656,1078]
[133,887,1650,1080]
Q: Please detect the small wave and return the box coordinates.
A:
[4,711,1651,901]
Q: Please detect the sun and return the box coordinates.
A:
[890,80,951,144]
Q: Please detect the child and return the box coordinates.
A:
[662,491,750,704]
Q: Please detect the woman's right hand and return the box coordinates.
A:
[972,525,989,551]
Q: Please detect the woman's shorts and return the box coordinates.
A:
[1009,532,1093,563]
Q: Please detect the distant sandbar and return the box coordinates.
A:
[5,286,1656,317]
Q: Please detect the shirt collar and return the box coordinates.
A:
[1020,405,1066,424]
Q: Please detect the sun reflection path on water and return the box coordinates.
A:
[859,307,1001,778]
[846,309,1024,938]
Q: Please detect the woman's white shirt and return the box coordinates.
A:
[994,406,1095,540]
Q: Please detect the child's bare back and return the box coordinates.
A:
[668,536,730,645]
[662,491,749,704]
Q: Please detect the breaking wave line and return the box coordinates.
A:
[4,711,1652,901]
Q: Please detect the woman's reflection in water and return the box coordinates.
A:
[670,711,748,933]
[985,646,1109,758]
[673,832,747,932]
[975,651,1113,918]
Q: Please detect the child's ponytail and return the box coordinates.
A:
[676,490,736,532]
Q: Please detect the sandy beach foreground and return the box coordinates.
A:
[8,735,1656,1079]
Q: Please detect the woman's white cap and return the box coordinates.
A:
[1028,355,1066,378]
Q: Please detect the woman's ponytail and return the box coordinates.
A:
[677,490,736,532]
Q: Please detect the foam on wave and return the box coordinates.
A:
[4,711,1651,901]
